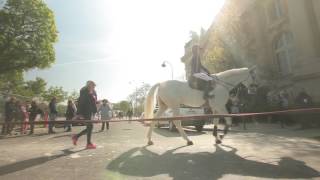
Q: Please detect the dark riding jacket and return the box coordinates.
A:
[190,54,210,75]
[77,86,97,118]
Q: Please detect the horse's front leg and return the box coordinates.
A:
[172,108,193,145]
[222,116,232,139]
[173,120,193,145]
[212,118,222,144]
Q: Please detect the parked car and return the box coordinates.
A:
[155,105,208,132]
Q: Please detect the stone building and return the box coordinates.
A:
[182,0,320,102]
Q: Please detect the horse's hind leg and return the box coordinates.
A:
[147,121,156,145]
[172,108,193,145]
[147,102,167,145]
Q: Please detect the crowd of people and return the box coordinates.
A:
[225,85,317,127]
[0,80,115,149]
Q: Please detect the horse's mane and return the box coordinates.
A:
[214,68,249,80]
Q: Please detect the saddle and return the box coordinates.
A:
[188,74,216,92]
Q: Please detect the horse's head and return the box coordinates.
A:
[241,66,258,89]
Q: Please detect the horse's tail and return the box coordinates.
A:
[144,83,160,119]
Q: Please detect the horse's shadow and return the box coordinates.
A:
[153,128,205,137]
[106,145,319,180]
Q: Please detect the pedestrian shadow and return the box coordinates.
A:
[51,134,72,139]
[0,134,27,140]
[106,145,320,180]
[0,148,86,176]
[153,128,205,137]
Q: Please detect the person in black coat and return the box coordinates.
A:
[189,45,214,99]
[190,45,211,76]
[64,100,76,132]
[48,97,58,134]
[1,97,16,135]
[72,80,98,149]
[28,101,43,135]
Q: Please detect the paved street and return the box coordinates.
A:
[0,122,319,180]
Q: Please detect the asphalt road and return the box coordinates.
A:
[0,122,319,180]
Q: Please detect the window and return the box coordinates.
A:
[274,32,294,75]
[268,0,285,22]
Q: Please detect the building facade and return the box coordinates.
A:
[182,0,320,102]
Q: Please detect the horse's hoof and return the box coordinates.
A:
[219,135,224,139]
[187,141,193,146]
[147,141,154,146]
[216,140,222,144]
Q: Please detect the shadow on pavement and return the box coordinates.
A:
[106,145,320,180]
[0,148,85,176]
[51,134,72,139]
[153,128,205,137]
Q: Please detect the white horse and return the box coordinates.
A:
[144,67,257,145]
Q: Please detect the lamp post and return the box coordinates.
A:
[161,61,174,80]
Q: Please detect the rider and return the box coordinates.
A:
[190,45,215,99]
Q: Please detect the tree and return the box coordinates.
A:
[68,90,79,101]
[127,83,151,115]
[25,77,47,95]
[0,71,24,95]
[113,101,131,113]
[0,0,58,74]
[119,101,130,113]
[201,30,238,73]
[42,86,67,103]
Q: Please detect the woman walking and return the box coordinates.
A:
[72,81,98,149]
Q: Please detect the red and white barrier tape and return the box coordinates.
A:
[1,107,320,125]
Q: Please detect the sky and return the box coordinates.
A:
[25,0,225,102]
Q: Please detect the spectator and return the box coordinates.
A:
[295,89,314,128]
[65,100,77,132]
[21,101,29,134]
[72,80,98,149]
[230,94,240,126]
[295,89,313,108]
[48,97,58,134]
[28,101,43,135]
[279,91,290,127]
[98,99,111,131]
[13,100,24,135]
[1,97,16,135]
[127,109,133,122]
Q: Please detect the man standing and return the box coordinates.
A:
[28,101,43,135]
[1,97,16,135]
[72,81,98,149]
[48,97,58,134]
[126,109,133,122]
[295,89,313,107]
[64,100,76,132]
[98,99,111,131]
